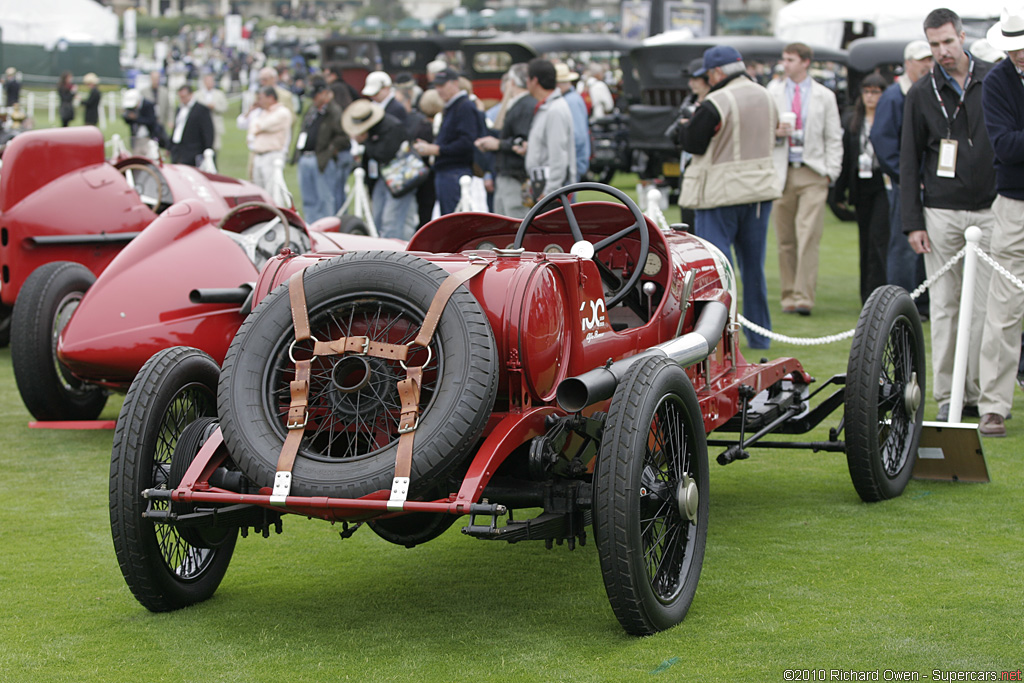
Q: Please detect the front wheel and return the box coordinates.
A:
[845,285,925,502]
[594,355,709,636]
[11,261,107,421]
[109,346,237,612]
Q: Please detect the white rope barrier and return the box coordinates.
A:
[335,166,378,237]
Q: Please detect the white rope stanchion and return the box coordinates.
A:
[269,156,293,209]
[106,134,129,160]
[948,226,982,424]
[335,167,378,237]
[454,175,476,213]
[645,187,671,232]
[198,148,217,174]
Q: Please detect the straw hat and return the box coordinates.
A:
[341,99,385,138]
[986,6,1024,52]
[83,73,100,85]
[554,63,579,83]
[5,67,15,77]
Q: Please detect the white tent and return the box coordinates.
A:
[775,0,1004,48]
[0,0,118,48]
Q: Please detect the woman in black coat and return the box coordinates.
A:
[57,72,76,127]
[81,73,101,126]
[835,73,890,304]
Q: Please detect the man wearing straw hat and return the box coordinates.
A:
[4,67,20,107]
[976,6,1024,436]
[554,62,590,183]
[342,99,415,238]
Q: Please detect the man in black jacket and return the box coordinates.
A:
[293,77,348,223]
[474,63,536,218]
[170,84,215,167]
[900,7,996,421]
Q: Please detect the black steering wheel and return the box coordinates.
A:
[512,182,650,309]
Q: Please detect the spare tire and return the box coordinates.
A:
[218,251,499,499]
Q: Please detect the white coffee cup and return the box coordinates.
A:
[780,112,796,128]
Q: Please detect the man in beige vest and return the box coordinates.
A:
[679,45,781,349]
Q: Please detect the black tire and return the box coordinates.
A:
[845,285,925,502]
[218,251,499,499]
[339,215,370,236]
[594,355,709,636]
[0,304,10,347]
[110,346,237,612]
[11,261,107,421]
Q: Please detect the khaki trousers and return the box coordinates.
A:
[979,195,1024,416]
[922,206,994,406]
[774,165,829,310]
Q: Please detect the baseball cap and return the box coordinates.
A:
[308,76,328,97]
[432,67,460,85]
[361,71,392,96]
[904,40,932,62]
[693,45,743,77]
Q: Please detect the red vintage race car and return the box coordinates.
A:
[108,183,925,635]
[0,127,270,346]
[10,196,402,422]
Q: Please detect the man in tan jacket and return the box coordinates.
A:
[237,86,292,192]
[679,45,781,350]
[768,42,844,316]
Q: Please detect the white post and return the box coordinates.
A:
[270,156,293,208]
[349,167,378,237]
[27,91,35,118]
[454,175,474,213]
[48,91,56,123]
[948,225,982,423]
[645,187,670,232]
[199,148,217,173]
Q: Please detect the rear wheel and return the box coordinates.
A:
[110,346,236,612]
[11,261,107,421]
[339,215,370,236]
[845,285,925,502]
[594,355,709,636]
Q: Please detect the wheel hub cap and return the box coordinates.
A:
[677,474,699,523]
[904,371,921,414]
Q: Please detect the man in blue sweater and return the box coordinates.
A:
[869,40,932,313]
[414,67,479,215]
[977,9,1024,437]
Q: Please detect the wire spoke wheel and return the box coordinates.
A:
[595,355,708,635]
[110,346,237,612]
[846,286,925,502]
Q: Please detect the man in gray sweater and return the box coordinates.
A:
[517,58,576,202]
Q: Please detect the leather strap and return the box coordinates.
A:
[289,270,310,341]
[313,337,409,361]
[270,358,310,505]
[413,261,488,349]
[393,366,423,480]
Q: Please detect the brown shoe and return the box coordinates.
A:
[979,413,1006,438]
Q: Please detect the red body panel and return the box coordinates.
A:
[178,201,809,517]
[0,128,270,306]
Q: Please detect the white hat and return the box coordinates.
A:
[122,89,141,108]
[361,71,392,97]
[903,40,932,62]
[986,6,1024,52]
[554,63,579,83]
[426,60,447,75]
[970,38,1006,62]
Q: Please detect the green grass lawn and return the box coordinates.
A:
[2,103,1021,681]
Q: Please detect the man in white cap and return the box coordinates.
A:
[976,7,1024,436]
[869,40,933,316]
[362,71,406,124]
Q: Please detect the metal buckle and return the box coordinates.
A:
[387,476,410,511]
[270,471,291,506]
[399,344,433,371]
[286,408,308,430]
[353,335,370,355]
[397,416,419,434]
[288,334,319,363]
